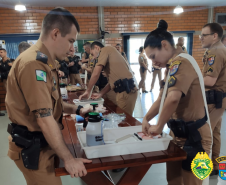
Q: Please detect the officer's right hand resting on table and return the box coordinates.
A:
[34,103,92,178]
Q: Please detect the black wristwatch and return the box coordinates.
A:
[76,105,83,115]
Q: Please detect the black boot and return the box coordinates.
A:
[0,112,5,116]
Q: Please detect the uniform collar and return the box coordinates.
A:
[34,39,57,70]
[207,40,222,52]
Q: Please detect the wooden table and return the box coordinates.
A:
[54,91,187,185]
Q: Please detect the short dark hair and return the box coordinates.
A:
[203,23,223,39]
[221,34,226,42]
[83,42,91,47]
[18,41,30,53]
[42,7,80,37]
[91,41,104,49]
[116,44,121,47]
[0,48,6,52]
[144,20,174,50]
[139,46,144,53]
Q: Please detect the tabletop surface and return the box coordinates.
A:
[54,91,187,176]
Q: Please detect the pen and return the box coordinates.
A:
[134,133,142,141]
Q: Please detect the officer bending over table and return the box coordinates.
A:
[142,20,212,185]
[79,41,138,116]
[5,8,92,185]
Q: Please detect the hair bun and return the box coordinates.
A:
[157,20,168,31]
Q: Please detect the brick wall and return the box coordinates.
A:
[192,35,206,70]
[105,37,123,47]
[0,6,99,34]
[104,6,208,33]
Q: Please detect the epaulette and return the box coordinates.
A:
[36,51,48,64]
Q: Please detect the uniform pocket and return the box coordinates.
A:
[7,149,20,161]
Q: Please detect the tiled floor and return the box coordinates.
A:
[0,66,225,184]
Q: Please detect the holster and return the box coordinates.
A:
[167,119,187,138]
[182,141,205,171]
[122,79,130,94]
[114,78,135,94]
[141,67,145,73]
[21,138,41,170]
[205,90,226,109]
[215,91,223,109]
[167,112,207,171]
[7,123,48,170]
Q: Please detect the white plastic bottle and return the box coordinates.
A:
[86,112,104,146]
[60,84,68,100]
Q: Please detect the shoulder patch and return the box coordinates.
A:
[36,51,48,64]
[168,76,177,87]
[36,70,47,82]
[169,61,181,76]
[207,67,213,73]
[207,55,215,66]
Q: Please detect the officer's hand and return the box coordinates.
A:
[81,64,87,70]
[79,91,90,101]
[142,118,150,136]
[80,107,92,117]
[91,93,102,100]
[64,158,92,178]
[148,125,162,136]
[102,71,107,77]
[69,62,75,66]
[58,70,65,77]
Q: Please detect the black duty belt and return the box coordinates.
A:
[167,110,208,172]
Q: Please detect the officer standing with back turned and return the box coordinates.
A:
[5,8,92,185]
[200,22,226,176]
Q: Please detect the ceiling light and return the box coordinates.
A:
[174,5,184,14]
[15,4,26,11]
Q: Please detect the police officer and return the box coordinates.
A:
[150,63,162,92]
[142,20,212,185]
[67,53,84,87]
[116,43,128,62]
[200,23,226,176]
[56,58,69,84]
[82,42,91,64]
[81,44,117,105]
[5,8,92,185]
[79,41,138,116]
[0,48,14,90]
[18,41,31,54]
[176,37,188,53]
[138,46,151,93]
